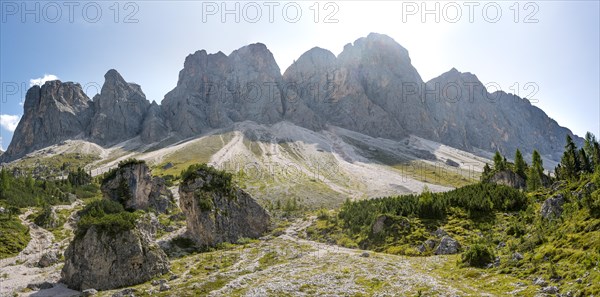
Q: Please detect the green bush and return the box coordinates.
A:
[0,215,30,259]
[33,204,59,229]
[75,199,139,237]
[461,244,495,268]
[195,190,214,212]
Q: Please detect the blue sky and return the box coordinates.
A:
[1,1,598,151]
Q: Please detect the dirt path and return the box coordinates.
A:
[202,217,488,296]
[0,201,82,297]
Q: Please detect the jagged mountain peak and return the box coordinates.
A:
[339,33,411,64]
[1,33,583,164]
[104,68,125,82]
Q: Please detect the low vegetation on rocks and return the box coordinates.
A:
[75,199,140,238]
[307,134,600,296]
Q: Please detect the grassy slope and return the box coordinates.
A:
[0,214,30,259]
[306,177,600,296]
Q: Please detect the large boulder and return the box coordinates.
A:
[61,225,169,291]
[488,170,526,190]
[434,235,461,255]
[541,194,565,219]
[179,165,270,247]
[101,161,175,213]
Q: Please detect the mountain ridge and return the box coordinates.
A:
[0,33,583,164]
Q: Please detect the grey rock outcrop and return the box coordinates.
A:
[541,194,565,219]
[2,80,92,160]
[61,225,170,291]
[1,33,584,164]
[38,251,59,268]
[89,69,151,145]
[179,166,270,247]
[140,101,169,143]
[488,170,526,190]
[161,43,284,139]
[101,161,175,213]
[423,68,581,160]
[434,235,461,255]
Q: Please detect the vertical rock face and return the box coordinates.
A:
[3,81,92,160]
[89,69,151,145]
[61,226,170,291]
[423,69,580,159]
[101,161,175,214]
[161,43,284,139]
[140,101,169,143]
[283,33,427,140]
[1,33,584,164]
[178,167,270,246]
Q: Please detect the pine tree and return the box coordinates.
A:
[482,163,492,181]
[593,141,600,171]
[493,151,506,171]
[584,132,596,160]
[560,135,580,180]
[579,148,592,174]
[527,150,544,191]
[514,149,527,178]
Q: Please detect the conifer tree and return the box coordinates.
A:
[514,149,527,178]
[560,135,580,180]
[493,151,506,171]
[527,150,544,191]
[579,148,592,174]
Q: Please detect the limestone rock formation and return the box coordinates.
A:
[179,165,270,247]
[423,68,581,160]
[161,43,284,139]
[101,161,175,214]
[541,194,565,219]
[61,225,170,291]
[434,235,461,255]
[487,170,526,190]
[1,33,584,164]
[140,101,169,143]
[2,80,92,161]
[89,69,151,145]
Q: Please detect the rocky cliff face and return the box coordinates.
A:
[101,161,175,214]
[3,81,92,160]
[161,43,285,139]
[423,69,580,160]
[179,167,270,247]
[61,225,170,291]
[1,33,583,163]
[89,69,151,145]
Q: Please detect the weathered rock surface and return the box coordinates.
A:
[61,225,170,291]
[541,194,565,219]
[434,235,461,255]
[488,170,526,190]
[37,251,59,268]
[161,43,284,139]
[2,80,92,161]
[101,161,175,213]
[89,69,151,145]
[1,33,584,164]
[140,101,169,143]
[179,167,270,247]
[423,68,580,160]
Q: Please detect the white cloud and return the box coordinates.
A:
[0,136,3,151]
[29,74,59,87]
[0,114,21,132]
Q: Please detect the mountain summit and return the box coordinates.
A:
[0,33,582,162]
